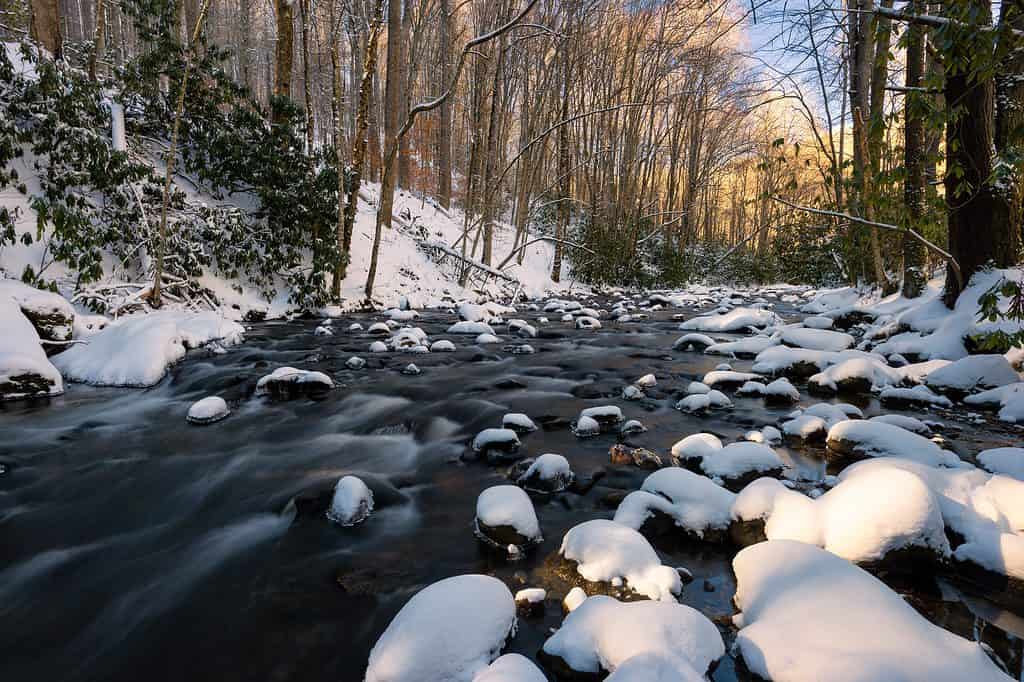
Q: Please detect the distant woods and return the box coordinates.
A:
[2,0,1022,302]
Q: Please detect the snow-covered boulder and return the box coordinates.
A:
[826,419,962,467]
[476,333,501,344]
[705,335,778,359]
[736,380,766,396]
[673,333,716,351]
[0,297,63,400]
[472,654,546,682]
[964,382,1024,422]
[558,520,681,601]
[700,442,784,490]
[779,327,854,352]
[345,356,366,370]
[186,395,230,424]
[579,405,623,430]
[978,448,1024,480]
[471,428,521,462]
[326,475,374,526]
[670,432,722,465]
[53,311,244,387]
[675,389,731,413]
[448,321,495,335]
[502,413,537,434]
[701,370,762,388]
[365,574,516,682]
[763,377,799,403]
[802,315,833,329]
[614,468,736,541]
[368,321,391,335]
[680,307,776,332]
[507,319,537,338]
[255,366,333,398]
[575,316,602,330]
[369,340,388,353]
[869,414,932,434]
[0,279,74,343]
[572,415,601,437]
[512,453,573,493]
[926,354,1020,396]
[732,541,1010,682]
[430,339,456,352]
[685,380,710,394]
[879,384,953,408]
[475,485,542,549]
[622,385,644,401]
[809,357,902,394]
[540,596,724,680]
[635,373,656,388]
[781,414,828,442]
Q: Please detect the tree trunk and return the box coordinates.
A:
[436,0,453,208]
[396,0,412,189]
[87,0,104,79]
[332,0,385,301]
[273,0,294,120]
[377,0,403,236]
[996,0,1024,250]
[30,0,62,58]
[901,0,927,298]
[551,41,570,283]
[299,0,315,152]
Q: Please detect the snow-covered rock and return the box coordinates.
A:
[365,574,516,682]
[472,654,546,682]
[53,311,244,387]
[369,340,388,353]
[563,586,587,613]
[763,377,799,403]
[502,413,537,434]
[0,297,63,400]
[513,453,573,493]
[869,414,931,434]
[827,419,962,467]
[326,475,374,526]
[475,485,542,548]
[430,339,456,352]
[345,356,366,370]
[779,327,854,352]
[731,541,1010,682]
[781,414,828,441]
[964,382,1024,422]
[700,442,784,489]
[614,468,736,540]
[673,333,716,351]
[579,405,623,428]
[476,333,501,344]
[809,357,902,394]
[0,279,74,342]
[680,307,776,332]
[559,520,681,601]
[541,596,724,679]
[879,384,953,407]
[448,321,495,335]
[255,366,334,398]
[977,447,1024,481]
[186,395,230,424]
[572,415,601,437]
[705,335,778,358]
[471,428,521,462]
[670,432,723,464]
[575,316,602,330]
[925,354,1020,395]
[701,370,762,388]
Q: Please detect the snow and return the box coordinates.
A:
[0,296,64,399]
[736,380,766,396]
[563,587,587,612]
[635,373,656,388]
[365,574,516,682]
[502,413,537,432]
[580,405,623,423]
[826,419,963,468]
[802,315,833,329]
[964,382,1024,422]
[731,477,790,523]
[705,335,778,357]
[809,357,902,392]
[255,367,334,396]
[475,485,542,546]
[701,369,762,387]
[575,316,601,330]
[472,428,521,453]
[0,278,74,340]
[686,381,710,394]
[670,433,722,462]
[514,588,546,605]
[781,414,828,439]
[869,414,931,434]
[541,595,724,678]
[516,453,573,491]
[978,448,1024,480]
[679,307,776,332]
[764,377,799,401]
[780,327,854,352]
[673,333,716,350]
[186,396,230,424]
[925,354,1020,394]
[613,468,736,538]
[53,311,244,387]
[448,321,494,335]
[472,654,546,682]
[559,520,682,601]
[700,442,783,480]
[476,333,501,344]
[431,339,456,352]
[326,475,374,526]
[878,384,953,407]
[369,340,388,353]
[572,415,601,437]
[732,541,1011,682]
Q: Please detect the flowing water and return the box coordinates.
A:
[2,301,1022,681]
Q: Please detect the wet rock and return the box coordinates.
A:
[572,415,601,437]
[401,363,421,375]
[619,419,646,435]
[345,356,366,370]
[326,475,374,526]
[729,518,767,547]
[514,587,546,616]
[609,444,664,469]
[474,485,542,549]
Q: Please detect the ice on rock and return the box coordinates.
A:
[475,485,542,548]
[186,396,230,424]
[471,428,521,461]
[365,574,516,682]
[369,341,388,353]
[345,356,366,370]
[679,307,777,332]
[540,595,724,678]
[925,354,1021,395]
[255,367,334,397]
[978,447,1024,480]
[780,327,854,352]
[559,520,682,601]
[827,419,963,467]
[731,541,1010,682]
[614,468,735,539]
[502,413,537,433]
[670,433,723,463]
[472,654,547,682]
[325,475,374,526]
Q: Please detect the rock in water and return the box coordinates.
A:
[511,453,574,493]
[365,574,515,682]
[475,485,542,549]
[255,367,334,398]
[502,412,537,434]
[186,396,230,424]
[345,356,366,370]
[471,428,522,462]
[326,476,374,526]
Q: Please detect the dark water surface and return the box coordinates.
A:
[2,301,1022,681]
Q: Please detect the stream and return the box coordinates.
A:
[2,299,1023,681]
